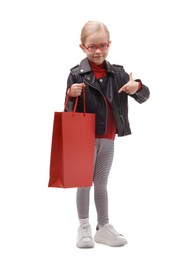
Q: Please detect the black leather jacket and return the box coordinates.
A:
[66,58,150,137]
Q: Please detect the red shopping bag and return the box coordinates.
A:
[48,86,96,188]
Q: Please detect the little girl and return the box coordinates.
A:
[66,20,150,248]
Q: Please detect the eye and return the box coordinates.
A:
[99,43,108,50]
[88,44,96,51]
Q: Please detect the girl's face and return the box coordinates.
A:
[80,30,111,65]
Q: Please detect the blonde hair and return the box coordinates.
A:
[80,21,110,44]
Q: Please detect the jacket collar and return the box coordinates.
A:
[78,58,115,75]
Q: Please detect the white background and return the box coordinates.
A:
[0,0,188,259]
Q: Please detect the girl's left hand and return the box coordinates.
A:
[118,72,139,95]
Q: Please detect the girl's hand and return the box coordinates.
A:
[68,83,85,97]
[118,73,139,95]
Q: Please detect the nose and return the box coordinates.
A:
[95,47,102,53]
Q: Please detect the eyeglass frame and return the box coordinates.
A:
[84,42,110,52]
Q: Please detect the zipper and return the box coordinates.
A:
[83,79,108,134]
[113,75,126,135]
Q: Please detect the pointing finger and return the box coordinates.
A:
[129,72,133,81]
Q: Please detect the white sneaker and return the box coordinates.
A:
[94,224,128,247]
[76,223,95,248]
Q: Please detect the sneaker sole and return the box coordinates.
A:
[76,241,95,248]
[94,236,127,247]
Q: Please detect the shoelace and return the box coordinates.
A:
[80,225,91,238]
[105,224,122,237]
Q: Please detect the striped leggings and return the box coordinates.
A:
[76,138,114,227]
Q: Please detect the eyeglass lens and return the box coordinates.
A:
[87,43,109,52]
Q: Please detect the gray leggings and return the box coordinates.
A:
[76,138,114,227]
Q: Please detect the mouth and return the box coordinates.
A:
[93,56,103,59]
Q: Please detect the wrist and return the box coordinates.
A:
[135,80,142,92]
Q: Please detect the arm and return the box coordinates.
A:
[118,72,150,104]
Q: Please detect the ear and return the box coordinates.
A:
[79,44,85,52]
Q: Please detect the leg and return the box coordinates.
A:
[76,187,91,219]
[76,163,93,248]
[93,141,128,247]
[93,139,114,227]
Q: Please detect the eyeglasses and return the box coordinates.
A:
[84,43,109,52]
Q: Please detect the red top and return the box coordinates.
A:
[89,61,117,140]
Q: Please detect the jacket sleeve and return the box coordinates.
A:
[118,66,150,104]
[131,79,150,103]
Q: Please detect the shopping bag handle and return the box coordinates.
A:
[64,84,86,115]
